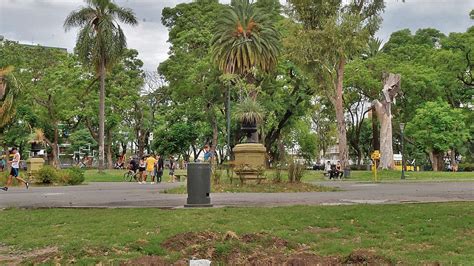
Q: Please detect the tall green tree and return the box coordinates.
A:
[64,0,138,171]
[211,0,280,81]
[405,101,470,171]
[286,0,385,169]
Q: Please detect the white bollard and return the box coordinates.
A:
[189,259,211,266]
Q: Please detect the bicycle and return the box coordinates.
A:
[123,169,140,182]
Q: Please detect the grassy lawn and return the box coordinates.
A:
[0,202,472,264]
[83,169,188,182]
[163,179,337,194]
[302,169,474,182]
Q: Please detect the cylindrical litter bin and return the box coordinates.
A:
[185,162,212,207]
[343,168,351,178]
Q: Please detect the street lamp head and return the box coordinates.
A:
[400,123,405,132]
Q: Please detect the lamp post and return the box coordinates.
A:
[400,123,405,180]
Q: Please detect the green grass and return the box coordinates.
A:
[301,169,474,182]
[84,169,187,182]
[0,203,473,264]
[163,179,338,194]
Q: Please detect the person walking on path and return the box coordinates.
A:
[2,148,29,191]
[155,154,164,183]
[145,154,157,184]
[168,156,176,183]
[138,157,146,184]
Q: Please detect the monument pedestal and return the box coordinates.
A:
[233,143,266,182]
[27,157,45,180]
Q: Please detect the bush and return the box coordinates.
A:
[459,163,474,172]
[65,167,85,185]
[37,166,60,184]
[288,160,305,183]
[350,165,369,171]
[272,162,283,183]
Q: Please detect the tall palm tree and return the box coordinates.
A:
[211,0,280,79]
[0,66,18,129]
[64,0,137,171]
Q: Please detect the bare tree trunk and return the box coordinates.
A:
[106,130,113,169]
[98,59,106,172]
[372,73,401,170]
[371,109,380,151]
[3,143,10,172]
[429,150,444,171]
[373,100,395,169]
[335,57,349,169]
[53,125,60,168]
[210,109,218,164]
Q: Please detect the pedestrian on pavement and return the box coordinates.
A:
[203,145,212,162]
[2,147,29,191]
[168,156,176,183]
[155,154,164,183]
[138,156,146,184]
[146,154,157,184]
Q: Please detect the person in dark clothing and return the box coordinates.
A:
[129,157,139,173]
[154,154,164,183]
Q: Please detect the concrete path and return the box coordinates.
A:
[1,181,473,208]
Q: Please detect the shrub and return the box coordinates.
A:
[272,162,283,183]
[288,159,305,183]
[65,167,85,185]
[459,163,474,172]
[37,166,59,184]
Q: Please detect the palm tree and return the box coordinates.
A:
[64,0,137,171]
[211,0,280,79]
[0,66,18,129]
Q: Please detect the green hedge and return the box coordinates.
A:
[37,166,85,185]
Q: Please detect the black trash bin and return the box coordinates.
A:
[185,162,212,207]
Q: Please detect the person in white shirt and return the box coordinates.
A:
[2,147,29,191]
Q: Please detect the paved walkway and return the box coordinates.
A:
[1,181,473,208]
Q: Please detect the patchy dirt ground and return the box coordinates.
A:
[0,244,59,264]
[122,231,393,265]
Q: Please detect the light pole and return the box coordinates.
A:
[400,123,405,180]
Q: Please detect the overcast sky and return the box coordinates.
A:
[1,0,473,71]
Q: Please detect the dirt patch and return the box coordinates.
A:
[343,249,392,264]
[0,245,58,264]
[157,231,392,265]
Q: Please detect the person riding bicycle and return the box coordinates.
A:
[129,156,139,173]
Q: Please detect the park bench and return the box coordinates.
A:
[233,164,266,185]
[174,169,187,182]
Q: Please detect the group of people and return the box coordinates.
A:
[128,154,170,184]
[1,147,29,191]
[324,160,344,180]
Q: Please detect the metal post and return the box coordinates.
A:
[400,123,405,180]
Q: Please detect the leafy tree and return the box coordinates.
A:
[405,101,470,171]
[152,122,200,159]
[286,0,385,169]
[64,0,138,171]
[210,0,280,79]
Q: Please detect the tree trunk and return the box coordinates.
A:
[210,109,218,164]
[53,125,60,168]
[373,100,395,169]
[3,143,10,172]
[98,59,106,172]
[429,150,444,171]
[106,130,113,169]
[334,57,349,169]
[371,109,380,151]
